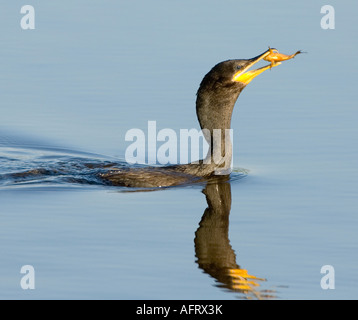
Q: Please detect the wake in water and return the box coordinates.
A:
[0,146,121,189]
[0,133,247,190]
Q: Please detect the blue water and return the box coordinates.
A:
[1,1,357,299]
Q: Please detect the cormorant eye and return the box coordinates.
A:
[236,65,242,70]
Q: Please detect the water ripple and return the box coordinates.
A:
[0,146,247,190]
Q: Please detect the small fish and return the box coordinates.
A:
[264,47,303,68]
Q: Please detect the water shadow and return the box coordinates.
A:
[195,180,277,299]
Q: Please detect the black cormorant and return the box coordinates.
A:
[100,49,283,187]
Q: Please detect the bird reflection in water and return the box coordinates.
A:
[195,179,276,299]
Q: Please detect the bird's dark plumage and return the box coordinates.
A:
[100,49,278,187]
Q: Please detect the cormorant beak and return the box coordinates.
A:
[232,49,281,85]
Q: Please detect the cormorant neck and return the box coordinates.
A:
[196,83,244,174]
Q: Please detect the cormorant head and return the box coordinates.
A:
[198,49,281,94]
[196,49,280,133]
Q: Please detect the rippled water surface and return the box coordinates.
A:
[1,1,357,299]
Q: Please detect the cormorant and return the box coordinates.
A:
[100,49,283,187]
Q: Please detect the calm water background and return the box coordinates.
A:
[1,1,357,299]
